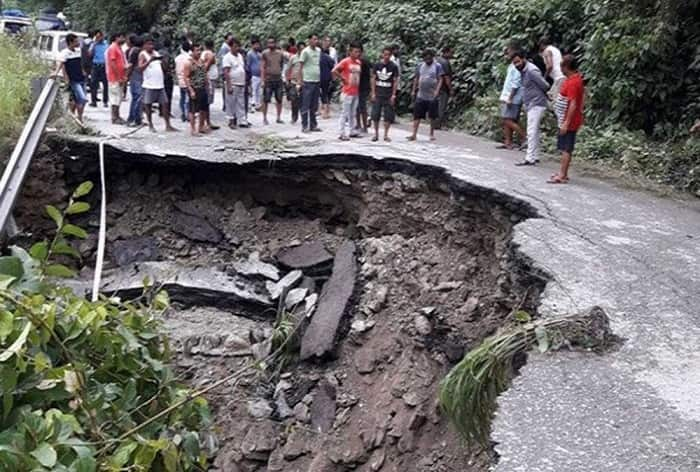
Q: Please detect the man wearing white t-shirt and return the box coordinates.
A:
[222,37,250,128]
[539,37,565,102]
[138,36,177,132]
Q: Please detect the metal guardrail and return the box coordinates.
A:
[0,76,59,234]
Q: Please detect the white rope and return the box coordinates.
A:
[91,141,107,302]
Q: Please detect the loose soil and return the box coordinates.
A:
[14,141,547,472]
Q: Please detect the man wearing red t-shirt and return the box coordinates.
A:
[551,54,585,184]
[332,42,362,141]
[106,33,127,124]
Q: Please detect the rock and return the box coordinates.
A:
[111,236,159,267]
[355,347,376,374]
[276,241,334,270]
[463,296,479,314]
[327,434,370,465]
[174,198,224,224]
[433,281,462,292]
[285,288,308,310]
[308,453,335,472]
[420,306,437,317]
[282,428,316,460]
[251,339,272,361]
[366,285,388,313]
[402,391,422,407]
[275,393,294,419]
[250,206,267,220]
[299,276,316,293]
[172,212,223,243]
[233,252,280,281]
[414,315,432,336]
[304,294,319,318]
[300,241,357,360]
[293,402,311,423]
[232,201,251,222]
[241,422,277,461]
[310,379,337,434]
[351,319,376,334]
[247,399,273,419]
[266,270,303,300]
[332,169,352,185]
[369,448,386,471]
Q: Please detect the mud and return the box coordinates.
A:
[14,141,547,472]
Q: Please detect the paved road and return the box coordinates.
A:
[75,94,700,471]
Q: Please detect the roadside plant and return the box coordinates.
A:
[0,182,215,471]
[439,307,614,445]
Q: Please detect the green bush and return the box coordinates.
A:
[0,183,214,471]
[0,35,45,151]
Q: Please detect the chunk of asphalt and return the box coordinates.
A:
[99,261,272,308]
[276,241,334,270]
[171,212,223,244]
[300,241,356,360]
[232,251,280,281]
[266,270,303,300]
[310,379,337,434]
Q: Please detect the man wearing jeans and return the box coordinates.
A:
[88,30,108,107]
[512,50,549,166]
[175,42,192,122]
[333,42,362,140]
[298,34,322,133]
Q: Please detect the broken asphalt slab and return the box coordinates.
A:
[69,96,700,471]
[300,241,357,360]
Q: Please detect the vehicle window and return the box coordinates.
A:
[58,35,66,51]
[39,36,48,50]
[46,36,53,52]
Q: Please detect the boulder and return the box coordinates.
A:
[276,241,334,270]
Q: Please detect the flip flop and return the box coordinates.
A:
[496,144,513,150]
[547,175,569,184]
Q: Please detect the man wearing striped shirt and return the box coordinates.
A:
[550,54,585,184]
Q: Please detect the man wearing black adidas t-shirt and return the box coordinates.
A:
[370,46,399,142]
[54,33,87,124]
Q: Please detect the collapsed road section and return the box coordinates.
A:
[13,140,548,471]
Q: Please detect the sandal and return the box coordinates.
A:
[547,175,569,184]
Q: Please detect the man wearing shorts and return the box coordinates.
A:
[498,44,525,150]
[184,43,210,136]
[408,49,444,141]
[370,46,399,142]
[106,32,127,124]
[261,37,286,125]
[139,36,177,133]
[54,33,87,124]
[550,54,585,184]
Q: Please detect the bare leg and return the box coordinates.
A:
[164,102,177,131]
[145,104,155,132]
[408,119,420,140]
[373,119,380,141]
[276,102,283,121]
[384,121,391,141]
[429,120,436,141]
[559,151,572,180]
[503,119,513,146]
[262,101,269,125]
[189,110,197,135]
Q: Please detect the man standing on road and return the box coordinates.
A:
[550,54,585,184]
[539,37,565,103]
[436,46,454,129]
[106,33,127,124]
[512,49,550,166]
[223,37,250,129]
[321,36,338,63]
[202,40,220,130]
[260,37,286,125]
[175,42,191,122]
[89,30,108,107]
[54,33,88,124]
[139,36,177,133]
[319,46,335,120]
[126,34,143,127]
[158,38,176,119]
[408,49,443,142]
[298,34,322,133]
[370,46,399,142]
[247,38,263,112]
[333,41,362,141]
[356,47,371,135]
[286,41,305,124]
[498,44,525,150]
[183,43,210,136]
[217,33,233,111]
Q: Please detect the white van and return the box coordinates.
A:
[0,15,32,36]
[34,30,87,63]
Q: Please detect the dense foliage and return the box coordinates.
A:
[0,183,214,471]
[0,35,45,153]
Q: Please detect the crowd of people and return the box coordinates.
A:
[52,30,585,184]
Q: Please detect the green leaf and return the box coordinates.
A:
[0,311,13,342]
[0,256,23,279]
[44,264,77,278]
[34,351,51,372]
[109,441,137,467]
[46,205,63,227]
[72,455,97,472]
[66,202,91,215]
[154,290,170,311]
[72,181,94,199]
[62,224,88,239]
[514,310,531,323]
[0,322,31,362]
[53,241,81,260]
[30,442,57,468]
[0,275,16,290]
[29,242,49,262]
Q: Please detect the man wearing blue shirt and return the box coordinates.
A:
[498,44,525,150]
[88,30,109,107]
